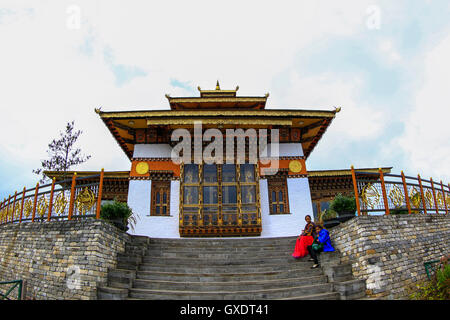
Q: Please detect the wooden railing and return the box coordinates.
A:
[0,169,105,225]
[351,166,449,215]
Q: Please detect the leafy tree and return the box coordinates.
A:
[33,121,91,183]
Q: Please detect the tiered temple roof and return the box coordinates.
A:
[95,82,341,160]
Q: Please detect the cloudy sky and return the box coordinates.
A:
[1,0,450,200]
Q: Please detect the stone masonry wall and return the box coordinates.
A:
[0,219,129,300]
[329,215,450,299]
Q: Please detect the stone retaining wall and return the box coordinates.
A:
[329,215,450,299]
[0,219,129,300]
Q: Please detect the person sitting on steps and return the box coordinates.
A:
[307,224,335,269]
[291,215,316,259]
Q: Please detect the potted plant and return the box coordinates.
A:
[319,209,339,229]
[329,193,357,224]
[100,199,137,232]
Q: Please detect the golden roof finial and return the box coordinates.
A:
[216,80,220,90]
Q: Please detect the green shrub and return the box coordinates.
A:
[390,208,409,215]
[100,200,137,231]
[329,194,356,215]
[410,264,450,300]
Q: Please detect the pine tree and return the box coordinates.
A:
[33,121,91,183]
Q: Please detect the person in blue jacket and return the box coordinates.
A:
[307,224,335,269]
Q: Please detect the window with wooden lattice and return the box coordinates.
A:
[267,177,290,214]
[150,181,171,216]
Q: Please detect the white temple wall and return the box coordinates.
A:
[259,177,313,238]
[128,179,180,238]
[261,143,304,157]
[133,144,173,158]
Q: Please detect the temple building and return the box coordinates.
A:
[47,82,386,238]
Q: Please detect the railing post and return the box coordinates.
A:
[379,168,390,215]
[68,173,77,220]
[0,199,4,224]
[96,168,105,219]
[418,174,427,215]
[441,181,448,215]
[12,191,18,222]
[47,178,56,222]
[19,187,26,223]
[351,165,362,216]
[430,177,439,214]
[31,183,39,223]
[401,171,412,214]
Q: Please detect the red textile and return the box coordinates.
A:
[292,235,314,258]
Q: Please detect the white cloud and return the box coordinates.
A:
[0,0,416,197]
[395,33,450,182]
[281,71,386,140]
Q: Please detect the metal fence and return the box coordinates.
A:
[0,280,24,300]
[351,166,449,215]
[0,170,105,225]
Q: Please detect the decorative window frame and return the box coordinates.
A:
[267,177,290,214]
[150,180,171,216]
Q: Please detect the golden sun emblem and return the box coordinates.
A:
[136,162,149,175]
[288,160,302,173]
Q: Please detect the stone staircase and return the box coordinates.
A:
[97,235,366,300]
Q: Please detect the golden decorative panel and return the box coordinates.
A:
[37,197,49,218]
[75,187,96,215]
[361,183,380,209]
[436,192,444,209]
[23,199,33,218]
[54,192,68,216]
[14,203,22,220]
[7,206,13,219]
[424,190,433,208]
[409,187,421,209]
[389,185,404,208]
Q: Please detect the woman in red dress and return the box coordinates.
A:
[292,215,316,258]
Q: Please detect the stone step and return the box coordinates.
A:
[138,263,316,274]
[145,251,299,260]
[132,276,328,291]
[128,282,333,300]
[135,268,324,282]
[129,235,151,245]
[107,269,136,289]
[146,242,297,250]
[146,239,298,249]
[146,246,296,255]
[278,292,341,300]
[117,255,143,265]
[147,236,297,245]
[141,255,309,266]
[97,286,128,300]
[332,279,367,300]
